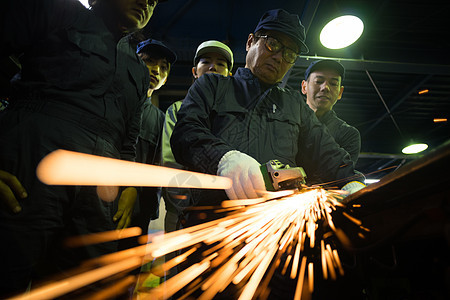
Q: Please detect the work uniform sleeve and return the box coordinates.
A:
[338,125,361,166]
[152,107,165,166]
[1,0,76,57]
[171,75,234,175]
[296,100,364,187]
[121,98,145,162]
[162,101,183,168]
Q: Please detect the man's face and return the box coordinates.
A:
[301,69,344,115]
[245,30,298,85]
[112,0,157,32]
[192,52,230,78]
[139,52,169,92]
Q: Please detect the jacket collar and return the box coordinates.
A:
[235,68,282,89]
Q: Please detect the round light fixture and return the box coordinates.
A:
[78,0,90,8]
[402,143,428,154]
[320,15,364,49]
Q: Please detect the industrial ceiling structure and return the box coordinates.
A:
[144,0,450,180]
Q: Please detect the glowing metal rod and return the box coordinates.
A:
[36,149,232,189]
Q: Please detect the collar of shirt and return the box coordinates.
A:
[234,67,282,90]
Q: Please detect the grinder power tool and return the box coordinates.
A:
[260,160,307,192]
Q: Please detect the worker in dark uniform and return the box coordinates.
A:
[301,59,361,166]
[131,38,176,233]
[0,0,158,295]
[162,40,234,233]
[171,9,365,226]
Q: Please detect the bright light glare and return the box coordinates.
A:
[320,15,364,49]
[78,0,90,8]
[402,143,428,154]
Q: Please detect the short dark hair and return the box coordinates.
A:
[138,52,172,74]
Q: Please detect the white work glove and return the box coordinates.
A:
[217,150,266,199]
[342,181,366,195]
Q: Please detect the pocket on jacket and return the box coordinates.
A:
[266,111,299,162]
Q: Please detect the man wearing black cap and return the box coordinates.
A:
[114,39,177,233]
[302,59,361,167]
[171,9,365,219]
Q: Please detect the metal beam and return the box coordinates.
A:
[358,152,420,159]
[294,55,450,76]
[364,70,403,137]
[300,0,321,35]
[362,74,433,136]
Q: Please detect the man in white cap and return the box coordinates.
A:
[161,40,234,233]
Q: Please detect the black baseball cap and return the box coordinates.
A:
[304,59,345,81]
[254,9,309,54]
[136,39,177,65]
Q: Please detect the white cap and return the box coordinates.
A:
[193,40,234,70]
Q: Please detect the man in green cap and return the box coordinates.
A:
[162,40,234,233]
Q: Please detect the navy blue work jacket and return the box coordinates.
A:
[1,0,150,161]
[171,68,362,192]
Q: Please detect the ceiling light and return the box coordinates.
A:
[78,0,90,8]
[402,143,428,154]
[320,15,364,49]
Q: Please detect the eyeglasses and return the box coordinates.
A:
[257,35,299,64]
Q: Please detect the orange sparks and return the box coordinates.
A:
[64,227,142,247]
[342,211,362,226]
[13,187,366,300]
[308,262,314,293]
[294,256,308,300]
[11,257,141,300]
[321,240,328,280]
[418,89,429,94]
[433,118,447,123]
[142,261,211,300]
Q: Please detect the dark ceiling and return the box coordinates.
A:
[144,0,450,180]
